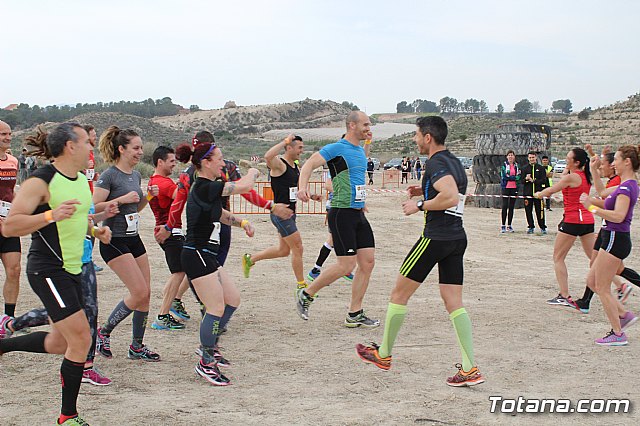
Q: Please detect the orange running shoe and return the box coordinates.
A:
[355,342,391,371]
[446,363,485,387]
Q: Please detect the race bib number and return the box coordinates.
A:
[85,168,95,180]
[354,185,367,202]
[209,222,221,245]
[444,193,466,217]
[171,228,184,236]
[125,213,140,235]
[289,186,298,203]
[0,201,11,218]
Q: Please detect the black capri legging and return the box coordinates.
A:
[501,187,517,226]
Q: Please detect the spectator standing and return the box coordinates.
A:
[521,152,547,234]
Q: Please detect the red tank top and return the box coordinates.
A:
[561,170,594,224]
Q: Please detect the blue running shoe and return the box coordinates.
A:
[343,273,354,283]
[307,268,321,282]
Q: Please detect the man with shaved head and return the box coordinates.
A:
[0,120,22,318]
[296,111,379,328]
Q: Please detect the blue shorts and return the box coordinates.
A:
[270,212,298,238]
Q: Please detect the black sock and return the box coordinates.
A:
[131,311,149,348]
[580,286,594,303]
[348,309,363,318]
[60,358,84,416]
[620,267,640,288]
[102,300,133,334]
[0,331,48,354]
[5,303,16,317]
[315,244,333,268]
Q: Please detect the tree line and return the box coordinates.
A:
[0,97,185,130]
[397,97,574,115]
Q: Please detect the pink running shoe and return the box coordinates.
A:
[617,282,633,304]
[595,330,628,346]
[0,314,13,339]
[82,367,112,386]
[620,312,638,331]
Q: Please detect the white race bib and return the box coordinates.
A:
[289,186,298,203]
[354,185,367,202]
[0,201,11,218]
[125,213,140,235]
[171,228,183,236]
[444,193,466,217]
[85,169,95,180]
[209,222,221,245]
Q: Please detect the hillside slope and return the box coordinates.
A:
[153,99,352,135]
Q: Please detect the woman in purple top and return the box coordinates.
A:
[581,145,640,346]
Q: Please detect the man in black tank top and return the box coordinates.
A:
[242,135,314,290]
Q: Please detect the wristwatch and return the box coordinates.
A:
[416,200,425,211]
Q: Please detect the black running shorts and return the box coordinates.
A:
[100,235,147,263]
[28,270,83,322]
[181,247,219,280]
[597,229,631,260]
[399,237,467,285]
[327,208,375,256]
[0,235,21,253]
[160,234,185,274]
[557,221,594,237]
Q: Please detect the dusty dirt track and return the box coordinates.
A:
[0,178,638,426]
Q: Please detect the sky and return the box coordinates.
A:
[2,0,639,114]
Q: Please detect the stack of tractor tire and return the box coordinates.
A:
[472,124,551,209]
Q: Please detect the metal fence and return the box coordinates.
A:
[229,181,327,214]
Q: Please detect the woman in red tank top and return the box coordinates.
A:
[534,148,596,309]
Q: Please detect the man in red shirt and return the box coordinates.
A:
[148,146,187,330]
[0,120,21,318]
[82,125,104,273]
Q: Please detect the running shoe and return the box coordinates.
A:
[541,229,548,235]
[574,298,590,314]
[128,344,161,362]
[195,360,230,386]
[307,267,321,282]
[242,253,254,278]
[562,295,579,310]
[446,363,486,387]
[507,226,514,233]
[546,294,569,306]
[355,342,391,370]
[170,299,191,321]
[93,262,104,273]
[345,312,380,328]
[617,282,633,304]
[620,311,638,331]
[343,273,354,283]
[194,345,230,367]
[527,228,534,234]
[0,314,13,339]
[595,329,628,346]
[151,314,185,330]
[58,415,90,425]
[96,330,112,358]
[500,225,506,234]
[296,288,313,320]
[82,367,112,386]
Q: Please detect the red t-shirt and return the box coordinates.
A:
[148,174,177,226]
[0,154,18,202]
[84,150,97,193]
[562,170,594,224]
[607,174,621,188]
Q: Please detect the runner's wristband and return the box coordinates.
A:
[91,226,100,237]
[588,205,599,214]
[164,224,171,232]
[44,210,55,223]
[240,219,249,229]
[364,139,372,145]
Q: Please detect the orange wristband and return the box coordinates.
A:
[44,210,55,223]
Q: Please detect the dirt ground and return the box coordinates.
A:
[1,176,638,426]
